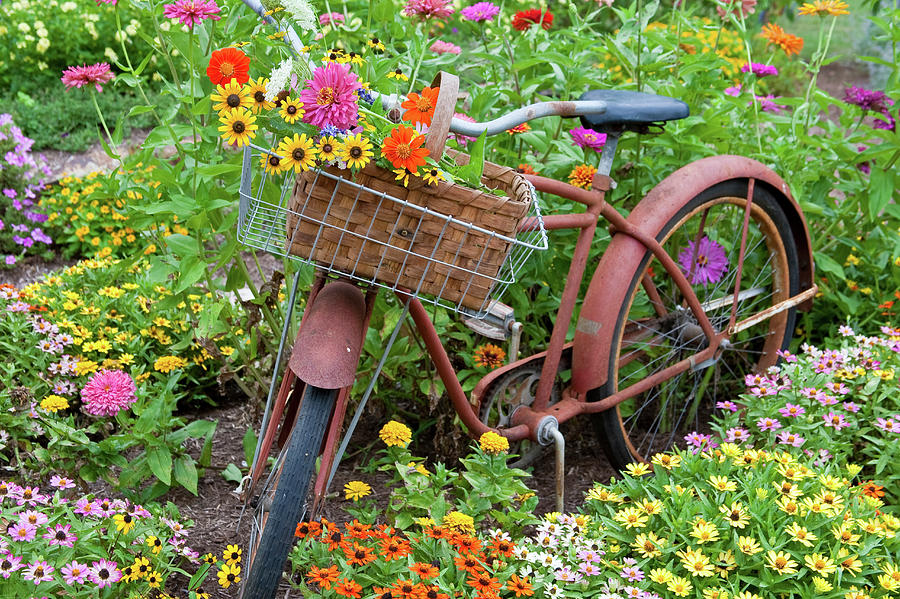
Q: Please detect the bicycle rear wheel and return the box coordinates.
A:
[241,384,337,599]
[594,180,800,468]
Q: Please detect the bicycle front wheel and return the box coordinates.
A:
[595,180,800,468]
[241,384,337,599]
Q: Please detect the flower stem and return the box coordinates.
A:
[803,16,838,133]
[407,28,430,96]
[90,90,119,163]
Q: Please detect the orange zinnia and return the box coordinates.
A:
[489,538,515,558]
[467,573,501,594]
[421,584,449,599]
[391,578,423,599]
[425,526,451,540]
[453,554,486,575]
[345,519,372,539]
[402,86,440,126]
[381,536,413,560]
[451,533,482,555]
[335,578,363,599]
[410,562,440,579]
[323,525,344,550]
[506,575,534,597]
[207,47,250,85]
[761,23,804,56]
[344,542,377,566]
[308,565,340,590]
[382,125,429,173]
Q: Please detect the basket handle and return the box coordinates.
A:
[423,71,460,161]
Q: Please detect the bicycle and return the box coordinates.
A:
[232,12,815,599]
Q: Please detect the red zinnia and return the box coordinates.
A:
[207,47,250,85]
[512,8,553,31]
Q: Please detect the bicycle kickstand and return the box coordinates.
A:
[536,418,565,513]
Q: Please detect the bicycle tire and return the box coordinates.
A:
[241,384,337,599]
[593,180,800,469]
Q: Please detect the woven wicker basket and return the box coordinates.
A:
[284,72,535,311]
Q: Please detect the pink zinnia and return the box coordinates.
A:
[96,0,117,4]
[61,63,114,93]
[89,559,121,588]
[776,431,805,447]
[319,11,345,25]
[431,40,462,55]
[569,126,607,151]
[403,0,455,20]
[823,412,851,430]
[449,113,477,147]
[22,560,54,585]
[163,0,222,28]
[756,417,782,432]
[81,370,137,417]
[8,522,37,542]
[44,524,77,548]
[461,1,500,21]
[299,62,361,130]
[678,235,728,286]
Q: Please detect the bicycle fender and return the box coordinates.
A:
[570,155,814,395]
[289,281,366,389]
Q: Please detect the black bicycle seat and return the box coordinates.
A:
[578,89,689,132]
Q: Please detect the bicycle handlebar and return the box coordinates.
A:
[237,0,607,134]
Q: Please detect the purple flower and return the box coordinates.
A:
[61,560,89,584]
[842,401,860,413]
[843,86,893,112]
[621,566,645,582]
[716,400,739,412]
[724,84,742,97]
[22,560,54,585]
[3,188,16,198]
[776,430,805,447]
[569,127,607,151]
[678,235,728,286]
[461,1,500,21]
[777,349,798,362]
[875,416,900,433]
[823,412,851,430]
[684,431,718,452]
[51,475,76,489]
[89,559,121,588]
[8,522,37,542]
[750,384,777,396]
[43,524,77,547]
[724,427,750,443]
[30,228,52,244]
[779,403,805,418]
[753,94,783,113]
[0,554,24,578]
[756,417,782,432]
[11,199,22,211]
[741,62,778,77]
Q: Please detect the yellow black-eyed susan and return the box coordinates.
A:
[339,133,374,169]
[367,37,385,53]
[422,168,445,186]
[259,150,285,174]
[279,96,305,124]
[211,79,252,114]
[317,136,340,162]
[218,108,257,147]
[247,76,275,113]
[387,68,409,81]
[278,133,319,173]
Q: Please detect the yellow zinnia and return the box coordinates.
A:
[478,431,510,455]
[379,420,412,447]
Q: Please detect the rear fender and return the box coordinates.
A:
[571,155,814,394]
[289,281,366,389]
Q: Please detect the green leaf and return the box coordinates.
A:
[188,563,212,591]
[147,445,173,486]
[243,428,258,467]
[867,167,895,222]
[164,234,199,257]
[455,131,487,188]
[196,163,241,177]
[813,252,844,279]
[128,105,156,118]
[174,456,199,495]
[222,463,244,484]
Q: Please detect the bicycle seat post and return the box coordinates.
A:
[592,132,620,192]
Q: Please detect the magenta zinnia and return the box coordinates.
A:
[163,0,222,28]
[569,126,607,151]
[81,369,137,417]
[402,0,455,20]
[678,235,728,285]
[61,63,114,92]
[299,62,361,130]
[461,1,500,21]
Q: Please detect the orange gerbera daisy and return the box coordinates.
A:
[402,86,440,126]
[410,562,440,579]
[453,554,486,575]
[335,578,363,599]
[207,47,250,85]
[308,565,340,589]
[761,23,804,56]
[506,575,534,597]
[344,542,377,566]
[467,573,501,594]
[381,125,429,173]
[381,537,413,561]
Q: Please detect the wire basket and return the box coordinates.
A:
[238,143,548,317]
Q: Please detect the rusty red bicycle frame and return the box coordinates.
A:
[398,167,815,444]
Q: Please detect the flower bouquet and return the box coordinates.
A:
[209,1,545,313]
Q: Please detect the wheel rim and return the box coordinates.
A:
[612,195,792,461]
[478,366,550,468]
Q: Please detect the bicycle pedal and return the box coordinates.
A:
[462,301,515,340]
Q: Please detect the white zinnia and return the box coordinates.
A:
[281,0,317,31]
[265,58,293,102]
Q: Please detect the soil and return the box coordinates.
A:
[4,60,870,598]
